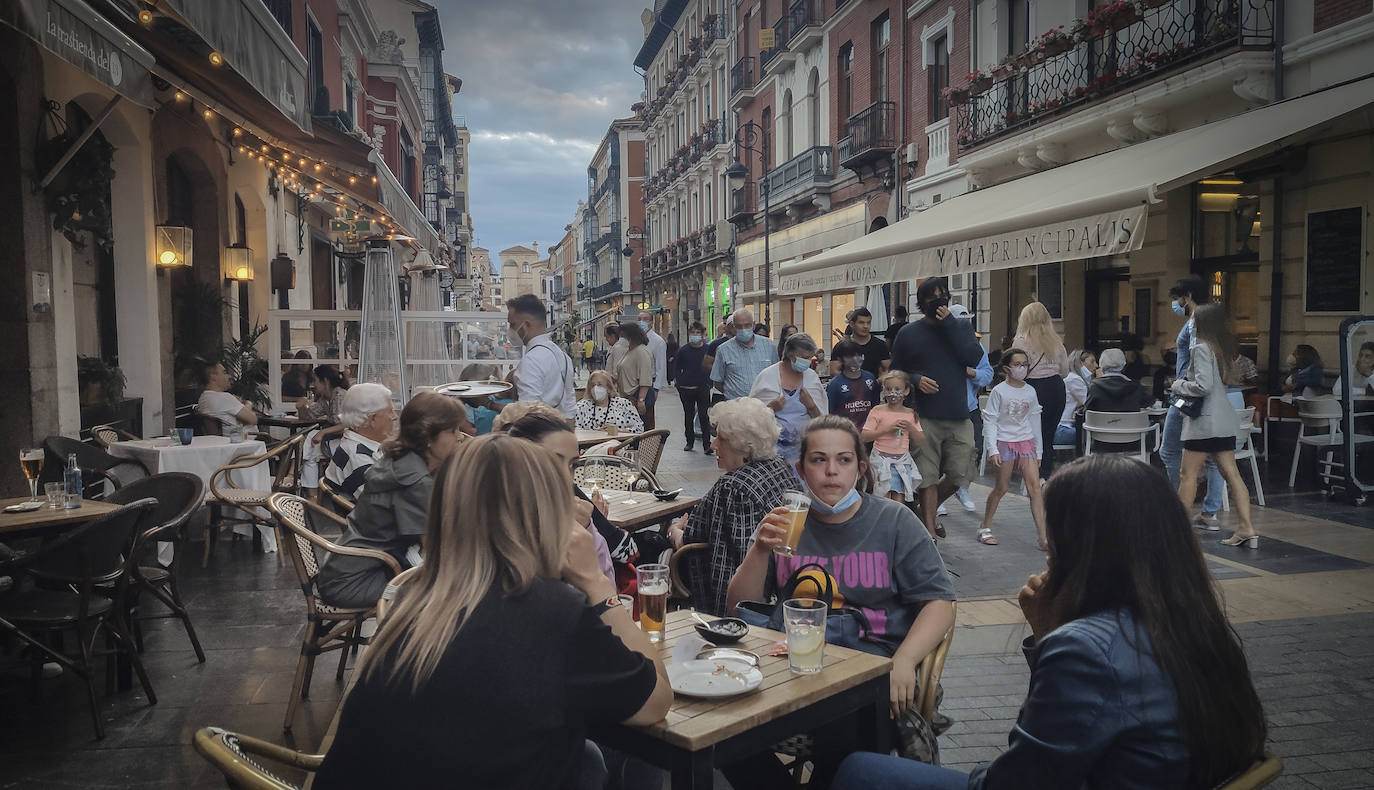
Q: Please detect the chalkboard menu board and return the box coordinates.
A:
[1305,207,1364,313]
[1037,263,1063,319]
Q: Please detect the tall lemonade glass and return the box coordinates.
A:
[783,598,827,674]
[636,563,670,642]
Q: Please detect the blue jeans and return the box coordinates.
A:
[833,752,969,790]
[1053,423,1077,447]
[1161,406,1223,513]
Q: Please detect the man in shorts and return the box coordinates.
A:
[890,277,986,539]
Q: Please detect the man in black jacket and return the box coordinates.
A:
[1085,348,1152,413]
[890,277,986,539]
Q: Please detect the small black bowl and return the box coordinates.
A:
[653,488,682,501]
[694,617,748,644]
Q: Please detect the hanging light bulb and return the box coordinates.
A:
[208,51,224,67]
[282,152,291,162]
[174,90,186,101]
[348,175,357,185]
[203,108,213,120]
[138,8,154,24]
[260,144,269,152]
[298,157,306,166]
[313,163,323,172]
[232,127,243,137]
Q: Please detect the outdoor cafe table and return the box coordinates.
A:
[591,609,893,790]
[107,436,275,551]
[576,429,622,449]
[600,489,699,532]
[0,497,122,538]
[255,413,327,434]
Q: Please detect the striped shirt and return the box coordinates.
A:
[326,430,381,498]
[681,456,800,617]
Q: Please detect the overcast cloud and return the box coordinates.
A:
[433,0,650,272]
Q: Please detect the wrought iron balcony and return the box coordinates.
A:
[729,183,758,223]
[588,277,623,300]
[763,145,835,207]
[787,0,823,49]
[838,101,898,171]
[954,0,1273,150]
[730,57,757,98]
[760,16,788,69]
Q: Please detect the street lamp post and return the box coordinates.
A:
[622,224,647,312]
[725,121,770,329]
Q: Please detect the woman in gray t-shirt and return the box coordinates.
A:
[726,414,956,729]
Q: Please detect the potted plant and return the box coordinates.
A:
[967,70,992,94]
[1083,0,1142,35]
[943,85,971,106]
[1035,25,1076,57]
[221,324,273,411]
[77,356,126,407]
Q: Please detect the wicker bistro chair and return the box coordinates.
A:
[376,565,421,625]
[267,493,402,732]
[0,499,160,739]
[105,473,207,662]
[615,429,670,476]
[90,423,140,449]
[204,432,307,567]
[317,475,356,516]
[1218,754,1283,789]
[571,456,659,492]
[193,727,324,790]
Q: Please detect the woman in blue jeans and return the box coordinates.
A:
[832,454,1267,790]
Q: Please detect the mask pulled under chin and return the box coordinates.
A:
[808,486,861,515]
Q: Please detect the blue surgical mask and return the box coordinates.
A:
[638,320,650,331]
[1171,300,1187,316]
[689,334,703,344]
[808,485,861,515]
[791,357,810,373]
[1080,366,1093,381]
[736,328,754,343]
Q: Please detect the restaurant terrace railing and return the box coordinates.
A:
[953,0,1274,149]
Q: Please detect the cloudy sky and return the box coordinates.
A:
[434,0,650,272]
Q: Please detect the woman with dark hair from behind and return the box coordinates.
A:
[833,453,1267,790]
[1281,343,1326,398]
[1172,303,1258,548]
[315,392,466,609]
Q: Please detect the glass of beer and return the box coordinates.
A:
[20,448,44,502]
[774,492,811,556]
[636,563,670,643]
[783,598,827,674]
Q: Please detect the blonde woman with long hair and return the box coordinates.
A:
[313,434,672,789]
[1013,302,1070,479]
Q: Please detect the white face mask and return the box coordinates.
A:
[507,322,524,346]
[591,385,608,402]
[1009,365,1029,381]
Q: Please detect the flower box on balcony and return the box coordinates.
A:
[969,75,992,95]
[1035,26,1075,57]
[944,86,971,106]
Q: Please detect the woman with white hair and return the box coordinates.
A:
[667,398,801,616]
[325,382,398,498]
[1085,349,1151,413]
[748,332,825,463]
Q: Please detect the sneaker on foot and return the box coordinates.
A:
[683,443,694,452]
[1193,513,1221,531]
[704,447,714,456]
[937,503,948,517]
[955,488,976,512]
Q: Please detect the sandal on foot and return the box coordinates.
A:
[1220,532,1259,549]
[977,528,999,546]
[935,522,947,539]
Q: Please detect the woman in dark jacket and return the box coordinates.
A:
[316,392,466,609]
[833,454,1267,790]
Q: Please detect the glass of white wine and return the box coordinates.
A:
[19,448,44,502]
[620,449,640,503]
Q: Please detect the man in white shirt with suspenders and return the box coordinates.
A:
[501,293,575,418]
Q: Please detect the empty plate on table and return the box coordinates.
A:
[668,659,763,698]
[434,380,513,399]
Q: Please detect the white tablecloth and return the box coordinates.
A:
[109,436,276,553]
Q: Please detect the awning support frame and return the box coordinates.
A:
[34,93,122,192]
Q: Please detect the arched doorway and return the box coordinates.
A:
[164,150,225,390]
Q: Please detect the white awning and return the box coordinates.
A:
[781,76,1374,294]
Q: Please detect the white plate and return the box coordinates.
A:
[668,659,763,698]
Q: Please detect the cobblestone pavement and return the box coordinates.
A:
[1,385,1370,788]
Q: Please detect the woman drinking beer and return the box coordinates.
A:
[725,415,957,777]
[314,435,672,789]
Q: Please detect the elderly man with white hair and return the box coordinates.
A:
[325,382,397,498]
[710,309,778,402]
[1085,348,1152,413]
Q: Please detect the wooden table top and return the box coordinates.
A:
[255,414,327,431]
[0,497,122,536]
[637,609,891,751]
[600,489,699,531]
